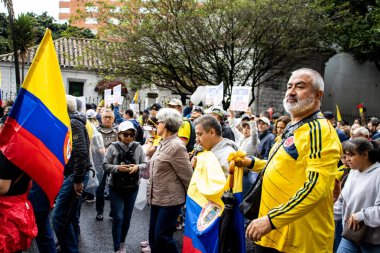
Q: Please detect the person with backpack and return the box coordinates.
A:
[167,99,196,153]
[113,103,145,145]
[103,121,146,253]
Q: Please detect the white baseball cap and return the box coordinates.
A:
[118,121,135,132]
[257,117,270,126]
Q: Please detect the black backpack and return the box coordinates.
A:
[183,118,196,152]
[112,142,139,192]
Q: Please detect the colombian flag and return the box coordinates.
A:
[0,29,71,207]
[183,151,245,253]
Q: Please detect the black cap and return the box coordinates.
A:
[323,111,335,120]
[150,103,162,111]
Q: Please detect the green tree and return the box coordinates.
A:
[1,0,21,92]
[317,0,380,71]
[0,13,11,54]
[89,0,330,106]
[13,13,36,83]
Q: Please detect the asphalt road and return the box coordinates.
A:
[26,199,254,253]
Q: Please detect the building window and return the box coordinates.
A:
[69,81,84,97]
[59,7,70,13]
[85,18,98,24]
[59,19,69,24]
[109,18,119,25]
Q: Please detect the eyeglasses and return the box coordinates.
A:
[102,116,113,119]
[121,132,135,138]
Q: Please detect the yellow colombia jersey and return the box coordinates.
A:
[178,119,191,145]
[252,117,342,253]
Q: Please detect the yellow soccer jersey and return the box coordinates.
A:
[252,117,342,253]
[178,119,191,145]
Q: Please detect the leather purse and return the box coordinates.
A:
[342,221,368,245]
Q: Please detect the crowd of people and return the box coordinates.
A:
[0,67,380,253]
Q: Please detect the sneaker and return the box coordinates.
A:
[176,223,182,230]
[86,197,96,203]
[140,241,149,248]
[141,245,151,253]
[95,213,103,221]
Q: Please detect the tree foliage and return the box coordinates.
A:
[83,0,329,105]
[0,12,96,54]
[317,0,380,71]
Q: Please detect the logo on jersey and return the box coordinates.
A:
[284,136,295,148]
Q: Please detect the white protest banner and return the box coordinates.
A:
[104,89,113,107]
[205,82,224,106]
[215,82,224,105]
[113,84,122,104]
[130,103,139,113]
[229,86,251,111]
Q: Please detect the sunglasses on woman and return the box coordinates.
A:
[121,132,135,138]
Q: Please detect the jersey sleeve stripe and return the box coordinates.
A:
[312,121,318,158]
[268,172,319,219]
[316,120,322,158]
[308,122,314,159]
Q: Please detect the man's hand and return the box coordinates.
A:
[246,216,272,241]
[236,156,253,168]
[191,156,197,168]
[73,182,84,196]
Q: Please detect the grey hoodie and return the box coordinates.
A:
[210,138,238,177]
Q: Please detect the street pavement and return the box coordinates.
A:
[26,199,254,253]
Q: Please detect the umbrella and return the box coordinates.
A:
[219,160,239,253]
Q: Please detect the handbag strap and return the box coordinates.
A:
[259,111,325,175]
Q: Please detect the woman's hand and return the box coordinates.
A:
[348,214,361,231]
[118,164,130,172]
[129,165,139,174]
[228,108,235,118]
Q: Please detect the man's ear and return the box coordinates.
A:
[315,90,323,101]
[209,128,215,135]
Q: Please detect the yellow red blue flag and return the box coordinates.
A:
[183,151,245,253]
[0,29,71,207]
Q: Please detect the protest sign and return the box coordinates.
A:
[229,86,250,111]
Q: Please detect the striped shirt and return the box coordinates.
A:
[252,117,341,253]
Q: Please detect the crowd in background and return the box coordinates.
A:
[0,72,380,253]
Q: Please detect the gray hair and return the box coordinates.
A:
[156,108,183,133]
[194,115,222,136]
[352,127,370,139]
[291,68,324,92]
[66,95,77,113]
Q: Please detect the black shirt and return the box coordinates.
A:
[0,151,31,196]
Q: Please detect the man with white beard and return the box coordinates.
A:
[235,68,342,253]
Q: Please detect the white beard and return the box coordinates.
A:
[283,95,316,115]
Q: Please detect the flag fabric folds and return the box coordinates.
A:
[336,105,342,122]
[183,151,245,253]
[0,29,71,207]
[132,90,139,104]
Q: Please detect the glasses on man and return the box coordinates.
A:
[102,115,113,119]
[121,132,135,138]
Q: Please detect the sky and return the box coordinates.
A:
[0,0,60,20]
